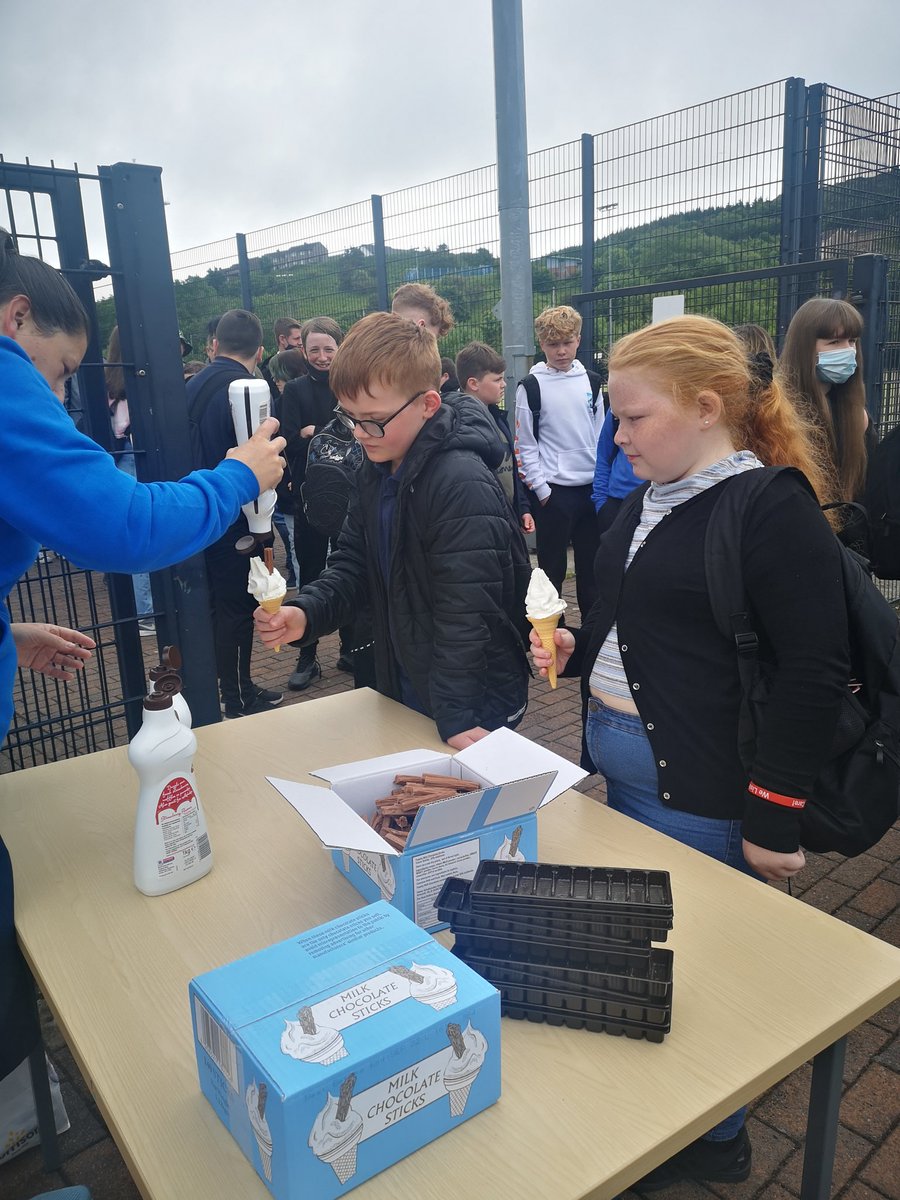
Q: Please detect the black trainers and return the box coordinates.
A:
[288,657,322,691]
[246,686,283,707]
[335,654,354,673]
[633,1126,751,1192]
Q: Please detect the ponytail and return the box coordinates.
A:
[0,228,90,339]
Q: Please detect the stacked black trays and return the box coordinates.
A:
[436,861,674,1042]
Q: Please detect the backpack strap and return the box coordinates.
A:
[705,467,817,755]
[518,374,542,442]
[585,369,605,417]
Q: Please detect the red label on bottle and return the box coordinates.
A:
[156,776,197,823]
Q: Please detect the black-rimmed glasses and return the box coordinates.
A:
[332,390,426,438]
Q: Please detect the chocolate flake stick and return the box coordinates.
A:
[299,1006,316,1035]
[447,1023,466,1059]
[389,964,425,984]
[421,774,480,791]
[510,825,523,857]
[336,1073,357,1122]
[263,546,274,574]
[257,1081,268,1118]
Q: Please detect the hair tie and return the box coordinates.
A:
[749,350,774,389]
[2,232,16,254]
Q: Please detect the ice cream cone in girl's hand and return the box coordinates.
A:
[525,568,567,688]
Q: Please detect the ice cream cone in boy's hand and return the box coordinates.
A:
[525,567,567,688]
[248,558,287,651]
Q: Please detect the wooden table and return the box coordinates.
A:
[3,690,900,1200]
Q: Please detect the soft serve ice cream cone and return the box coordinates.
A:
[525,568,567,688]
[248,557,287,651]
[443,1021,488,1117]
[309,1073,363,1184]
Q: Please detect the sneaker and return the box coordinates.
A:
[223,703,244,720]
[138,619,156,637]
[633,1126,751,1192]
[288,658,322,691]
[335,654,354,673]
[245,685,284,707]
[242,693,284,716]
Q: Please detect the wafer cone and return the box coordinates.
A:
[260,595,286,652]
[528,614,561,687]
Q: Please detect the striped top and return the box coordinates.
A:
[589,451,764,699]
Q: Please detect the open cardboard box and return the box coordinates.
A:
[268,728,586,932]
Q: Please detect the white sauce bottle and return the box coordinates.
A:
[129,689,212,896]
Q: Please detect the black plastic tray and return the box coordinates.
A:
[501,997,669,1042]
[452,928,654,970]
[469,861,673,917]
[495,979,669,1025]
[458,946,674,1002]
[437,876,670,945]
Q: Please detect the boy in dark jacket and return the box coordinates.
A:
[253,312,530,748]
[452,341,535,535]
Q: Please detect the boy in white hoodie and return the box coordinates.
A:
[515,305,604,620]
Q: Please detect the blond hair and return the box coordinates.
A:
[609,315,833,505]
[329,312,442,402]
[534,304,582,344]
[391,283,455,338]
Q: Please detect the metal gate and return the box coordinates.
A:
[1,160,220,772]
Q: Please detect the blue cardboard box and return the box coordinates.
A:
[190,903,501,1198]
[268,728,586,932]
[264,724,588,931]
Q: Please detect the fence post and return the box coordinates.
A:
[799,83,826,264]
[371,194,389,311]
[100,161,222,728]
[852,254,890,428]
[492,0,534,401]
[776,77,807,344]
[236,232,254,311]
[580,133,595,371]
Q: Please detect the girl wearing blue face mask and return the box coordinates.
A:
[779,299,870,538]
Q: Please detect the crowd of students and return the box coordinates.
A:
[0,236,880,1192]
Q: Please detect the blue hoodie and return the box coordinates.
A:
[0,335,259,744]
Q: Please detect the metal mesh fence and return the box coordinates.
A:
[243,200,375,345]
[818,87,900,432]
[590,80,787,307]
[170,234,242,358]
[380,163,501,359]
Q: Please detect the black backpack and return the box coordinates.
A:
[865,424,900,579]
[518,368,604,442]
[300,419,364,539]
[186,365,249,470]
[704,467,900,857]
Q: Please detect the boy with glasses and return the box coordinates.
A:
[253,312,530,748]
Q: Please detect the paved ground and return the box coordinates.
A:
[3,569,899,1200]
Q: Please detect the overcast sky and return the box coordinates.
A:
[3,0,898,256]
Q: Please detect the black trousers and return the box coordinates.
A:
[204,531,258,708]
[531,483,600,622]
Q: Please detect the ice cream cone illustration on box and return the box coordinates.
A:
[375,853,395,901]
[248,557,287,651]
[246,1079,273,1181]
[443,1021,488,1117]
[309,1073,363,1185]
[281,1005,347,1065]
[391,962,458,1010]
[495,824,525,862]
[525,567,567,688]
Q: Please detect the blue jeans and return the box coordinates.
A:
[117,446,153,617]
[586,696,751,1141]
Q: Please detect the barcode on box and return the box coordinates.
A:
[258,403,268,424]
[198,833,211,860]
[195,999,239,1091]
